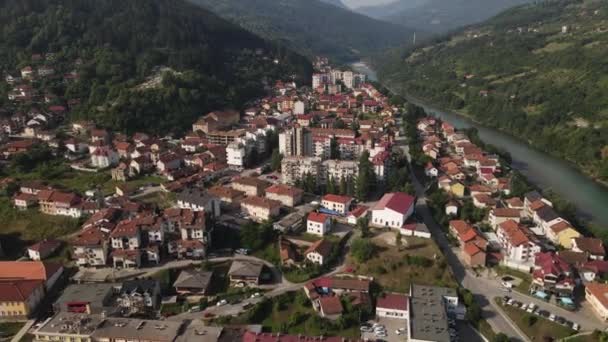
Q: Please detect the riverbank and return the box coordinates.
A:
[351,61,608,228]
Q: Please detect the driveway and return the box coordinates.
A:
[361,317,407,342]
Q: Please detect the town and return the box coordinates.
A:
[0,54,606,342]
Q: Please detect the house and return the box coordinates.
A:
[264,184,303,207]
[192,110,240,134]
[0,280,45,318]
[117,279,161,315]
[371,192,415,229]
[318,296,343,319]
[376,293,409,319]
[321,194,353,215]
[585,282,608,321]
[0,261,63,290]
[156,152,182,173]
[347,206,369,225]
[232,177,271,197]
[111,249,141,269]
[13,192,38,210]
[445,201,459,216]
[424,163,438,177]
[305,239,333,265]
[545,221,579,248]
[497,220,541,268]
[38,190,82,218]
[175,239,206,260]
[208,185,244,204]
[241,196,281,221]
[279,238,300,266]
[450,182,465,197]
[228,260,264,286]
[71,228,110,268]
[463,242,486,267]
[489,208,521,229]
[472,194,496,209]
[27,239,62,261]
[90,147,119,168]
[532,252,575,296]
[579,260,608,282]
[307,212,331,236]
[110,220,141,250]
[572,237,605,260]
[173,269,213,295]
[533,205,563,234]
[176,189,221,217]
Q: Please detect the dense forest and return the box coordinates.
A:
[188,0,415,62]
[0,0,312,134]
[377,0,608,181]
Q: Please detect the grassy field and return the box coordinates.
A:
[136,191,175,209]
[566,331,608,342]
[495,266,532,294]
[497,298,575,341]
[347,233,456,292]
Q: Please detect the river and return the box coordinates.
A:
[351,62,608,227]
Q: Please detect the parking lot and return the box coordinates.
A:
[502,296,581,331]
[360,317,407,342]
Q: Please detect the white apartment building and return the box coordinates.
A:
[281,156,322,184]
[226,142,246,168]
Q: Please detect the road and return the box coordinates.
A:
[395,116,529,342]
[130,185,163,199]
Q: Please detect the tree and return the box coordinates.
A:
[326,175,336,195]
[303,172,317,193]
[329,136,340,159]
[339,176,347,195]
[492,333,510,342]
[355,150,375,201]
[350,238,375,263]
[356,217,370,238]
[270,149,283,171]
[395,231,403,250]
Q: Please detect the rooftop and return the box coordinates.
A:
[409,285,456,342]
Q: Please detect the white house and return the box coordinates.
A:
[347,206,369,225]
[27,240,61,261]
[321,194,353,215]
[307,212,331,236]
[376,293,409,319]
[90,147,119,168]
[445,201,459,216]
[304,239,333,265]
[371,192,415,229]
[497,220,541,268]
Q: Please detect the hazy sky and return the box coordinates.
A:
[341,0,396,8]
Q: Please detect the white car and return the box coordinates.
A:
[250,292,262,298]
[216,299,228,306]
[572,323,580,331]
[526,303,536,313]
[549,314,556,321]
[395,328,405,335]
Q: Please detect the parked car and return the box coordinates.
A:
[526,303,537,313]
[216,299,228,306]
[250,292,262,299]
[549,314,556,321]
[537,310,549,318]
[572,323,580,331]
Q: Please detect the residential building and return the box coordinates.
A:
[371,192,415,229]
[232,177,271,197]
[228,260,264,286]
[72,228,110,268]
[572,237,605,260]
[264,184,304,207]
[176,189,221,217]
[279,126,312,157]
[305,239,333,265]
[38,190,82,218]
[54,283,118,315]
[347,206,369,225]
[489,208,521,229]
[547,221,581,249]
[376,293,409,319]
[0,280,45,318]
[208,185,245,204]
[497,220,541,268]
[90,147,119,168]
[321,194,353,215]
[92,316,183,342]
[117,279,161,316]
[242,331,361,342]
[27,239,61,261]
[307,212,331,236]
[192,110,240,134]
[110,220,141,250]
[173,269,213,295]
[226,142,246,168]
[175,239,206,260]
[318,296,343,319]
[241,196,281,221]
[532,252,575,296]
[585,282,608,321]
[281,156,322,184]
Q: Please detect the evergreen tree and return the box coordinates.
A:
[270,149,282,171]
[339,176,347,195]
[326,175,336,195]
[355,150,375,201]
[329,136,340,159]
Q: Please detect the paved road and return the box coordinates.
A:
[11,319,34,342]
[395,116,529,342]
[130,185,163,199]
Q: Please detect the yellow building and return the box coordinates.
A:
[0,280,44,318]
[548,221,581,249]
[450,183,465,198]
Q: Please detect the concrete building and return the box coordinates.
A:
[279,126,312,157]
[232,177,271,197]
[585,282,608,321]
[371,192,415,229]
[281,156,322,185]
[321,194,353,215]
[305,239,333,265]
[226,142,246,168]
[409,285,460,342]
[264,184,304,207]
[241,196,281,222]
[0,280,45,318]
[307,212,331,236]
[321,160,358,185]
[376,293,409,319]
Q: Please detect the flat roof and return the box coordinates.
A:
[92,317,183,342]
[409,285,456,342]
[35,312,105,337]
[176,320,223,342]
[55,283,119,312]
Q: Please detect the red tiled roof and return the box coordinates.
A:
[348,205,369,218]
[574,237,605,256]
[586,282,608,310]
[27,239,61,254]
[372,192,415,215]
[307,212,329,224]
[0,280,43,301]
[305,239,333,257]
[492,208,520,218]
[319,295,343,315]
[0,261,62,281]
[322,194,352,205]
[265,184,303,197]
[464,242,483,256]
[377,293,408,311]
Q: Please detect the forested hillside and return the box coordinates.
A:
[378,0,608,181]
[189,0,415,62]
[358,0,532,33]
[0,0,311,134]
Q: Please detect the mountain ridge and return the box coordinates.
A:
[377,0,608,181]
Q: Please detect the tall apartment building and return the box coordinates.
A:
[279,127,312,157]
[281,157,359,185]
